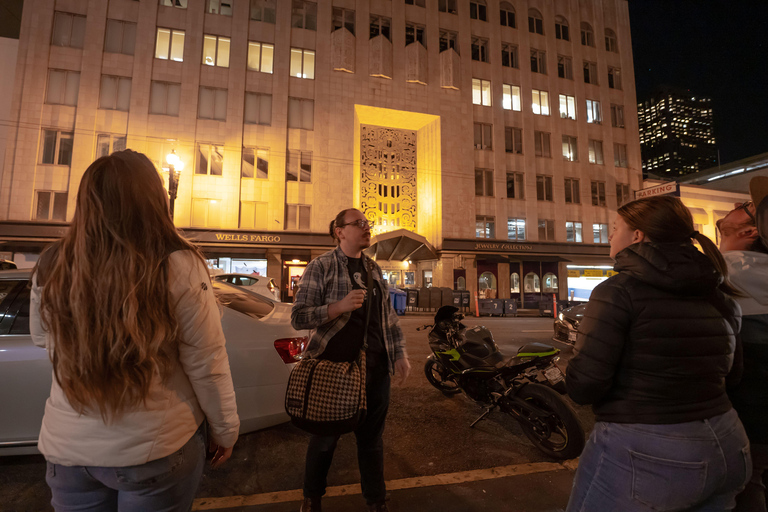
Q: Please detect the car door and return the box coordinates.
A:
[0,280,52,453]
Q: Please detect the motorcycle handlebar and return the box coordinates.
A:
[416,324,434,331]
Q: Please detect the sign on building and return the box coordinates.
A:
[634,182,680,199]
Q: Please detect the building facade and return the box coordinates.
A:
[1,0,642,308]
[638,86,717,179]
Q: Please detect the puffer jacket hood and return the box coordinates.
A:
[614,242,722,295]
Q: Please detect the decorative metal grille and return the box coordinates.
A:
[360,125,417,235]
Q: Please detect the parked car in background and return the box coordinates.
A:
[0,270,306,456]
[552,302,588,346]
[213,273,281,301]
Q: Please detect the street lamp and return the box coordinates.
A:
[166,150,184,219]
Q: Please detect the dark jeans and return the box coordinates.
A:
[303,362,391,505]
[735,443,768,512]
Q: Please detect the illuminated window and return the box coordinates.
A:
[580,22,594,47]
[475,169,494,197]
[528,8,543,34]
[534,131,551,157]
[530,49,546,74]
[250,0,276,23]
[555,16,569,41]
[543,273,558,292]
[564,178,580,204]
[566,221,582,242]
[538,220,555,241]
[559,94,576,120]
[562,135,578,162]
[511,272,520,293]
[502,84,521,110]
[506,172,524,198]
[591,181,606,206]
[505,127,522,154]
[247,42,274,73]
[202,35,230,67]
[470,0,487,21]
[500,2,515,27]
[198,87,227,121]
[524,272,540,292]
[586,99,601,123]
[532,89,549,115]
[588,140,604,165]
[46,70,80,106]
[473,78,492,106]
[501,43,517,67]
[292,1,317,30]
[557,55,572,79]
[52,12,86,48]
[476,216,495,238]
[508,218,526,240]
[536,175,553,201]
[290,48,315,79]
[155,28,185,61]
[593,224,609,243]
[471,37,489,62]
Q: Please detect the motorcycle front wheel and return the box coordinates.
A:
[424,358,461,395]
[505,383,585,460]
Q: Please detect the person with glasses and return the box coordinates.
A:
[721,179,768,512]
[291,208,411,512]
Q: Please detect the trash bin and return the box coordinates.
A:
[389,289,407,315]
[429,287,443,310]
[406,289,419,311]
[478,298,503,316]
[418,287,431,310]
[539,298,554,317]
[440,287,454,307]
[452,290,462,308]
[503,299,517,317]
[460,291,471,309]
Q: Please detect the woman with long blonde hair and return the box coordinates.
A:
[30,150,239,511]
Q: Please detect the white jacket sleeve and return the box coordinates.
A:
[29,274,48,349]
[169,251,240,448]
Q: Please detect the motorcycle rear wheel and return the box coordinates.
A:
[424,359,461,395]
[507,383,585,460]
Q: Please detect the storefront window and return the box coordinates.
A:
[207,257,267,276]
[543,272,558,292]
[479,271,497,298]
[510,272,520,293]
[456,276,466,290]
[423,270,433,288]
[382,270,401,287]
[524,272,540,293]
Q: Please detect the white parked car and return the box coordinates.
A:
[213,273,281,301]
[0,270,306,456]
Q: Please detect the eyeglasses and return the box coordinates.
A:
[339,219,374,230]
[716,201,755,234]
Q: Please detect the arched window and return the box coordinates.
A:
[500,1,515,28]
[457,276,466,290]
[524,272,540,293]
[555,16,569,41]
[470,0,487,21]
[479,271,497,298]
[580,22,594,47]
[528,9,543,35]
[510,272,520,293]
[543,272,558,292]
[605,28,618,52]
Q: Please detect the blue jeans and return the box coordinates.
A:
[45,423,206,512]
[304,362,391,505]
[567,409,751,512]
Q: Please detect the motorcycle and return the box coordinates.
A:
[419,306,585,459]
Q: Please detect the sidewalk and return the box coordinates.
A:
[192,461,577,512]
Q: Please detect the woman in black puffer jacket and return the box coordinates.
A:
[566,195,750,512]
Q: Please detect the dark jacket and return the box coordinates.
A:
[724,250,768,444]
[566,242,741,424]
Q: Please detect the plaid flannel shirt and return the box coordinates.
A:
[291,246,407,374]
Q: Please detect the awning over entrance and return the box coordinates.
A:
[364,229,438,261]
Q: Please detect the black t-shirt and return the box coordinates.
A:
[320,257,386,369]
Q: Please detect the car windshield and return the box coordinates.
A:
[212,281,274,319]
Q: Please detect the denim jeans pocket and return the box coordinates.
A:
[630,450,707,511]
[114,447,185,486]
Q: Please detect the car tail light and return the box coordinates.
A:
[274,337,308,364]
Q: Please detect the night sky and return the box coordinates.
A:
[628,0,768,165]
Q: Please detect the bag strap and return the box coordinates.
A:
[361,258,374,353]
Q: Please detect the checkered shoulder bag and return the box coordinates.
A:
[285,260,373,436]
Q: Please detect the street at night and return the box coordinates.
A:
[0,315,593,512]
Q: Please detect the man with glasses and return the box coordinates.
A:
[720,180,768,511]
[292,208,410,512]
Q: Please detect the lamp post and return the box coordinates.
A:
[166,150,184,220]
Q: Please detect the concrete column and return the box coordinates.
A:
[497,262,510,299]
[465,255,477,315]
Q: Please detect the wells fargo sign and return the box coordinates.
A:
[213,233,281,243]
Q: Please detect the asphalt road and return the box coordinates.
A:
[0,315,595,512]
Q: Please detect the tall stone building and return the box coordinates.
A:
[1,0,641,308]
[638,86,717,178]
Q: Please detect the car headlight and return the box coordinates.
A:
[557,312,564,321]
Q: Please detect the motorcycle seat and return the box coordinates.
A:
[517,342,558,356]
